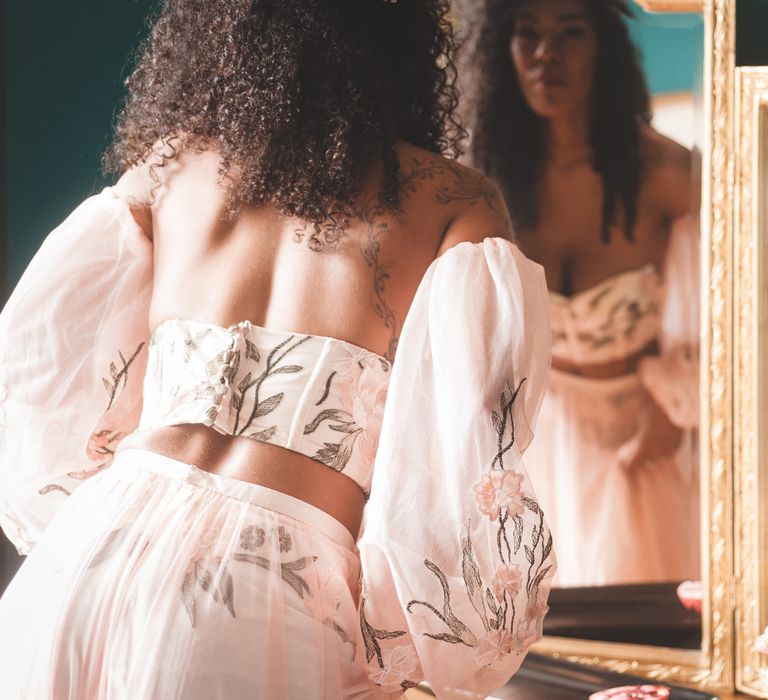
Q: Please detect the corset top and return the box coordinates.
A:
[137,319,392,494]
[549,265,663,366]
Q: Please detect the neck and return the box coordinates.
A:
[544,109,591,167]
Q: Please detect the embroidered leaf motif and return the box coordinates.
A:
[407,560,478,647]
[271,364,303,375]
[88,527,130,568]
[38,483,72,496]
[512,515,524,554]
[329,422,359,434]
[423,633,466,644]
[304,408,352,435]
[218,567,236,618]
[237,372,253,394]
[524,545,535,565]
[254,393,283,418]
[181,566,197,627]
[196,561,213,591]
[315,442,340,465]
[359,597,407,666]
[490,410,503,435]
[532,565,554,591]
[248,426,277,442]
[331,432,360,471]
[461,520,489,631]
[245,340,260,361]
[231,393,243,411]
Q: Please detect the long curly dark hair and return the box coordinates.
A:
[467,0,651,242]
[104,0,464,225]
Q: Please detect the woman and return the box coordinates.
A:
[0,0,555,697]
[468,0,700,587]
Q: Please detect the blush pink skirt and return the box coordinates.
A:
[0,448,382,699]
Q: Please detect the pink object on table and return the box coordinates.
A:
[676,579,703,613]
[589,685,671,700]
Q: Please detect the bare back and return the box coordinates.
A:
[115,139,511,534]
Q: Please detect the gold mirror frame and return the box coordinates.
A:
[734,66,768,698]
[634,0,703,11]
[532,0,736,692]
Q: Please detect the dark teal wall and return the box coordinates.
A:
[6,1,153,285]
[627,6,704,96]
[2,0,153,591]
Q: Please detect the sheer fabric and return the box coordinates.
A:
[526,215,700,586]
[0,190,556,698]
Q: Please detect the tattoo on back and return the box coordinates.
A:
[294,154,504,363]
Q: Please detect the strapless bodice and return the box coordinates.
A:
[137,319,392,494]
[549,265,662,366]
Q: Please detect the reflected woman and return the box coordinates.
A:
[469,0,700,586]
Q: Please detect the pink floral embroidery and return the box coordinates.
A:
[337,367,387,466]
[472,470,525,520]
[85,423,124,463]
[491,564,522,603]
[474,629,515,666]
[370,644,420,693]
[512,621,543,652]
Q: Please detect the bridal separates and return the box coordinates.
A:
[0,189,556,698]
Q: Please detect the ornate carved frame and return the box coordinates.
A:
[734,66,768,699]
[532,0,736,692]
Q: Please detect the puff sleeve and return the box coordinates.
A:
[0,188,152,555]
[637,213,700,430]
[356,238,556,698]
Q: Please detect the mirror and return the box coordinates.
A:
[459,0,704,644]
[454,0,735,691]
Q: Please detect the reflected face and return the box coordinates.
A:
[510,0,597,119]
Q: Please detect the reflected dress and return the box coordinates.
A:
[525,216,700,587]
[0,188,557,698]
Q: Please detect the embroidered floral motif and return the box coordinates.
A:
[369,644,421,693]
[239,525,265,551]
[39,341,146,497]
[491,564,522,604]
[473,471,525,521]
[232,334,309,437]
[304,351,388,472]
[359,596,419,691]
[361,377,555,684]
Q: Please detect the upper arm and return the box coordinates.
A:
[436,174,513,256]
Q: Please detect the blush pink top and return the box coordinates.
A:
[0,188,556,698]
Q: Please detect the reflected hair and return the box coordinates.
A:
[468,0,651,242]
[104,0,464,226]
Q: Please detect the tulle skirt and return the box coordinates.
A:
[0,448,380,699]
[526,369,700,587]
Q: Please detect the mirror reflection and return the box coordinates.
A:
[462,0,703,646]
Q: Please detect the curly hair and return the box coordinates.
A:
[467,0,651,242]
[104,0,464,226]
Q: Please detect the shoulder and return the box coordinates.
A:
[639,126,693,219]
[393,142,513,255]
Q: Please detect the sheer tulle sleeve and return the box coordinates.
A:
[638,214,700,429]
[0,188,152,555]
[355,238,556,699]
